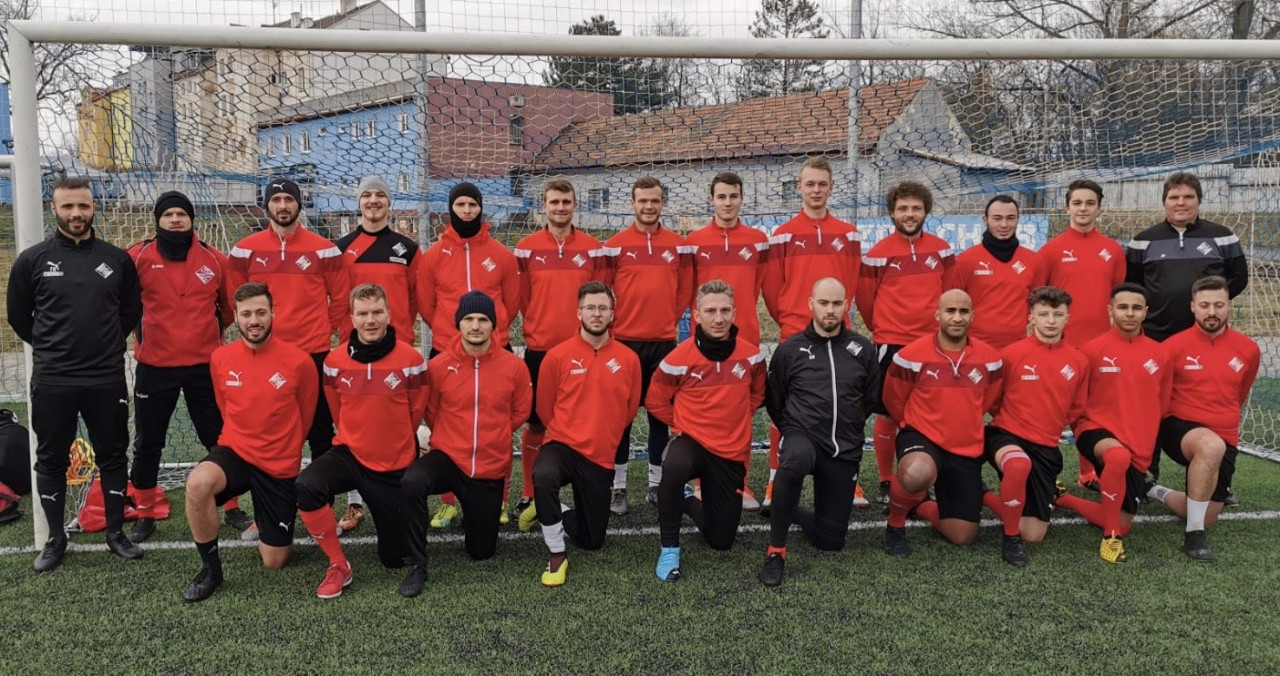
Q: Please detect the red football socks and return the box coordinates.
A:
[300,507,346,567]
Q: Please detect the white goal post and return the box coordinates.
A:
[8,20,1280,547]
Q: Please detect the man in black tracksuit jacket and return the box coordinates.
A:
[6,177,143,571]
[1124,172,1249,488]
[758,278,880,587]
[1125,172,1248,342]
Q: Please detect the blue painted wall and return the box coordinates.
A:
[257,101,518,223]
[1,84,12,204]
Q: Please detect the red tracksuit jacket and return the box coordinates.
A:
[882,333,1003,458]
[228,226,350,354]
[645,336,766,463]
[323,338,429,473]
[857,231,954,347]
[417,224,521,349]
[685,221,769,346]
[210,337,318,479]
[1075,328,1172,472]
[601,223,692,342]
[514,227,603,352]
[762,211,861,341]
[990,335,1090,447]
[425,337,533,480]
[537,333,642,469]
[1163,325,1259,446]
[944,243,1046,349]
[335,226,421,341]
[129,234,231,367]
[1038,228,1126,347]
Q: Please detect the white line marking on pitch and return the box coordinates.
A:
[3,510,1278,556]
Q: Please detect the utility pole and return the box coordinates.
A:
[414,0,431,249]
[843,0,862,219]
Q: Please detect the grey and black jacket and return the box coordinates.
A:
[766,323,880,460]
[1125,218,1247,341]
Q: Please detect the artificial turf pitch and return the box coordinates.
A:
[2,453,1279,674]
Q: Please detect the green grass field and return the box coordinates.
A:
[2,452,1279,674]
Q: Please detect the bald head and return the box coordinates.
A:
[938,288,972,311]
[812,277,846,298]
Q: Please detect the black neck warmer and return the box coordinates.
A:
[156,229,194,261]
[347,326,398,364]
[981,230,1019,263]
[450,213,482,239]
[694,324,738,362]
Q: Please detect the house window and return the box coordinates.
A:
[397,113,409,133]
[510,173,529,197]
[781,179,799,208]
[337,124,347,134]
[509,115,524,145]
[267,136,277,157]
[366,120,377,138]
[398,173,410,192]
[586,188,610,211]
[351,123,361,140]
[317,126,327,137]
[299,130,311,153]
[282,134,292,156]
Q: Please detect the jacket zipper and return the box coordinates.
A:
[464,242,473,290]
[826,341,839,456]
[470,357,480,477]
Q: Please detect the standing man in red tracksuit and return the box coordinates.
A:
[181,282,318,602]
[761,157,861,512]
[418,182,521,356]
[294,283,428,599]
[399,291,532,598]
[685,171,769,511]
[227,178,350,469]
[512,179,603,521]
[417,182,521,528]
[944,195,1046,349]
[521,281,641,587]
[1055,283,1171,565]
[333,176,422,533]
[881,289,1003,558]
[1037,179,1125,491]
[982,286,1089,566]
[687,172,769,348]
[601,176,692,516]
[1146,275,1258,561]
[857,181,953,507]
[126,191,232,543]
[646,279,766,582]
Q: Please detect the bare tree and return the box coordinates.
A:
[902,1,1280,166]
[0,0,100,102]
[816,0,926,90]
[638,13,736,108]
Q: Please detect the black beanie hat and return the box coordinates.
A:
[455,290,497,327]
[448,182,484,239]
[154,191,195,224]
[264,178,302,204]
[448,182,483,211]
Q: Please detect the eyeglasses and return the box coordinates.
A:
[579,305,613,315]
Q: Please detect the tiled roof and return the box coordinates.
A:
[530,78,930,170]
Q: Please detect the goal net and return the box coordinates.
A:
[3,1,1278,480]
